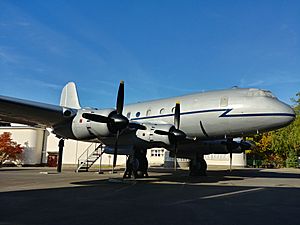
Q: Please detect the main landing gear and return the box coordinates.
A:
[189,154,207,176]
[57,139,64,173]
[123,149,149,179]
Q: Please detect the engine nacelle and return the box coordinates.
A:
[136,123,174,146]
[174,139,254,159]
[72,108,115,139]
[201,140,244,154]
[194,139,254,155]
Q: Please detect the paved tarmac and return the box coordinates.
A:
[0,166,299,225]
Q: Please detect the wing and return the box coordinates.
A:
[0,95,67,127]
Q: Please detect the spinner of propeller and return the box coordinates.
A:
[82,81,186,170]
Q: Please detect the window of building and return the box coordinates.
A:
[150,149,164,157]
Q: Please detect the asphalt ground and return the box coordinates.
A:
[0,166,299,225]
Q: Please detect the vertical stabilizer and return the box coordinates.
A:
[60,82,81,109]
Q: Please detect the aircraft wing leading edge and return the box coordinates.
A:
[0,95,66,127]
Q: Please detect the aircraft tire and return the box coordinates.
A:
[189,157,207,176]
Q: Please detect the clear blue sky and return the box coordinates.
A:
[1,0,299,108]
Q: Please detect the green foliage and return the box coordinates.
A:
[247,92,300,168]
[271,116,300,167]
[291,92,300,115]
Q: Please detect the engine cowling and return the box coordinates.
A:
[136,123,175,146]
[72,108,115,139]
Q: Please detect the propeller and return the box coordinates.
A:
[113,130,120,169]
[154,102,186,170]
[221,137,255,172]
[82,81,129,170]
[229,149,233,172]
[225,138,236,172]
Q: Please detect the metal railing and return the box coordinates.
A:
[76,143,104,172]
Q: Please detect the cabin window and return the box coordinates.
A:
[220,96,228,107]
[126,112,131,119]
[136,112,141,117]
[159,108,165,114]
[146,109,151,116]
[171,107,175,113]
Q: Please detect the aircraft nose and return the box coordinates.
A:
[278,101,296,125]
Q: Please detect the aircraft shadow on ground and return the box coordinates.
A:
[1,169,299,225]
[71,168,300,187]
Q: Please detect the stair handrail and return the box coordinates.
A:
[77,143,95,163]
[76,143,104,172]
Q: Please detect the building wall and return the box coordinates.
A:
[205,153,246,166]
[46,129,127,166]
[0,126,47,165]
[0,125,246,167]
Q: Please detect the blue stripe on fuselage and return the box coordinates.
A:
[130,108,295,121]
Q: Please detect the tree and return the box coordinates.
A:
[246,92,300,168]
[246,132,275,167]
[272,114,300,167]
[291,92,300,115]
[0,132,24,166]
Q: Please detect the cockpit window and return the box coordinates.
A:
[248,89,276,98]
[263,90,276,98]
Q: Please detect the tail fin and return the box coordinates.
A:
[60,82,81,109]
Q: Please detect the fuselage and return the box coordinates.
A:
[65,87,295,147]
[122,87,295,139]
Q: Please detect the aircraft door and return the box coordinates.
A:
[220,96,228,107]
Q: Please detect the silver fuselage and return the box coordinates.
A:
[122,88,295,139]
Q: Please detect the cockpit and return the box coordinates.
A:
[247,88,277,98]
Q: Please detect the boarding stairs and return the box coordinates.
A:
[76,143,105,172]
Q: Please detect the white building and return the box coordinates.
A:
[0,124,246,168]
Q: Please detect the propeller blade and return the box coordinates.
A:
[82,113,112,123]
[174,142,178,171]
[128,123,147,130]
[116,80,124,115]
[174,102,180,129]
[227,138,233,172]
[154,130,170,136]
[113,130,120,169]
[229,150,232,172]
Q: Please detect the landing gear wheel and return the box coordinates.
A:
[135,149,149,178]
[123,156,139,179]
[189,155,207,176]
[123,149,149,179]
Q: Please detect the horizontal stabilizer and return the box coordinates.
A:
[60,82,81,109]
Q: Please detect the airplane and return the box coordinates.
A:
[0,81,296,176]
